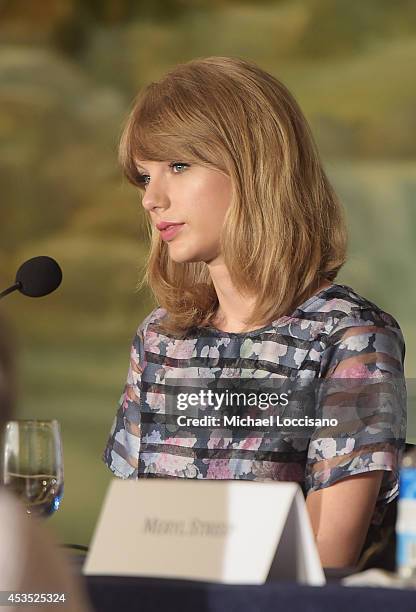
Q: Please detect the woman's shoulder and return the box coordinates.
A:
[131,306,169,344]
[307,283,403,333]
[139,306,167,332]
[312,284,406,377]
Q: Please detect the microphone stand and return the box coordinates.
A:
[0,283,21,300]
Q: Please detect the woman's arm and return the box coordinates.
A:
[304,309,406,568]
[305,470,384,567]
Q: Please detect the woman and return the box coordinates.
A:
[102,56,407,569]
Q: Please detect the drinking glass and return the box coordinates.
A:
[1,419,64,518]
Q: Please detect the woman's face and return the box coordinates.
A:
[137,160,232,264]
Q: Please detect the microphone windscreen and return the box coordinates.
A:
[15,256,63,297]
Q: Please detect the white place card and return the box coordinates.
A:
[83,479,325,586]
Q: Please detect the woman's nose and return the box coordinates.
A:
[142,186,169,214]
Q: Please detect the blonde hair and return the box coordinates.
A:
[119,56,348,338]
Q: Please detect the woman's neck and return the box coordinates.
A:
[210,279,333,334]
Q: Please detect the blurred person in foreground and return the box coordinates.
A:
[0,315,92,611]
[102,56,407,570]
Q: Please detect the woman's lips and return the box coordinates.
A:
[159,223,185,241]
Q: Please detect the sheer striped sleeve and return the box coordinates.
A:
[102,314,152,479]
[304,309,407,523]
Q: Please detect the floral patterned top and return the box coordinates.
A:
[102,283,407,528]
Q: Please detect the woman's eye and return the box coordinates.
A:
[136,173,150,187]
[136,162,189,189]
[169,162,189,172]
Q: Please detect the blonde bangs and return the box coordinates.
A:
[119,79,229,188]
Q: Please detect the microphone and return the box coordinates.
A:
[0,256,63,300]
